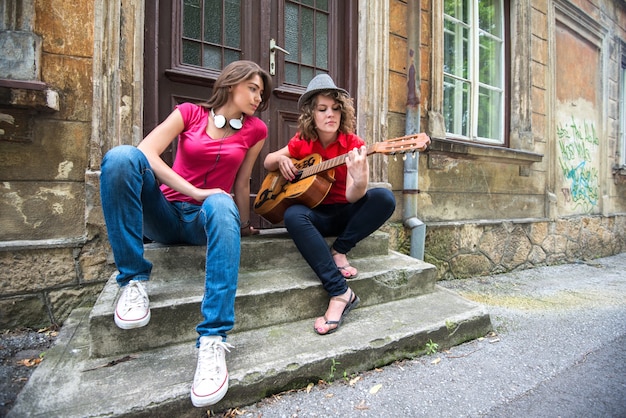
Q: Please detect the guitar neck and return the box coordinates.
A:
[294,133,428,180]
[299,147,376,179]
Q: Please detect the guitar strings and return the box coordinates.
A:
[295,134,425,179]
[299,146,372,178]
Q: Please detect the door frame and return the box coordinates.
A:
[142,0,361,227]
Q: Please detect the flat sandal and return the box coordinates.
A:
[314,289,360,335]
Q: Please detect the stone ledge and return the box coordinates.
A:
[0,79,59,112]
[426,217,550,227]
[0,237,87,252]
[428,137,543,167]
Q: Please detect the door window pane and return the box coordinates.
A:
[285,3,301,61]
[183,40,201,66]
[203,45,222,66]
[224,0,241,48]
[315,12,328,68]
[181,0,242,70]
[285,62,299,82]
[183,1,202,39]
[284,0,330,86]
[301,8,314,66]
[203,1,222,44]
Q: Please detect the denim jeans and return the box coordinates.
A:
[283,188,396,297]
[100,145,240,341]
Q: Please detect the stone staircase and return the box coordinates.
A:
[9,229,492,418]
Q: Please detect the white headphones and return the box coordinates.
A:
[211,108,244,130]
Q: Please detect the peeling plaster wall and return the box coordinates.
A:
[1,0,94,240]
[554,10,602,215]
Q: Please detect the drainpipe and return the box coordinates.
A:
[403,0,425,260]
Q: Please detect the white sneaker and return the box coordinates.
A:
[114,279,150,329]
[190,336,233,407]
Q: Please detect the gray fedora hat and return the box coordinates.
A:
[298,74,349,109]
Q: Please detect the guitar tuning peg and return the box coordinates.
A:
[393,154,398,162]
[412,151,417,158]
[402,154,407,161]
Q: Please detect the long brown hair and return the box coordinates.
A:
[297,90,355,141]
[201,60,273,112]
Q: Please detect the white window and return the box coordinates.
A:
[443,0,505,144]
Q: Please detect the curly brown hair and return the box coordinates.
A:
[298,90,356,141]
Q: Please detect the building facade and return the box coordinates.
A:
[1,0,625,328]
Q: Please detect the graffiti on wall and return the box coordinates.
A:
[556,116,599,212]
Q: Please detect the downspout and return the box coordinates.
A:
[404,0,425,260]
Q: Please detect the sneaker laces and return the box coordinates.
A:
[120,281,148,312]
[196,339,234,383]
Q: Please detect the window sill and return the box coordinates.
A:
[0,79,59,112]
[427,138,543,176]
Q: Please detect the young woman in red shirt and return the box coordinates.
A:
[263,74,396,335]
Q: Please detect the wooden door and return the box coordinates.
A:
[144,0,358,228]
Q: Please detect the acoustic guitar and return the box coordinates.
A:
[253,133,430,224]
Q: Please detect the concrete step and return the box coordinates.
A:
[89,250,437,357]
[9,288,492,418]
[146,228,391,276]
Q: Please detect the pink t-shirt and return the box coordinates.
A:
[287,132,365,204]
[160,102,267,204]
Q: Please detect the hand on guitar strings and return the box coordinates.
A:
[345,145,369,186]
[278,155,299,181]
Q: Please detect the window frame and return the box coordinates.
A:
[616,52,626,170]
[165,0,260,86]
[282,0,332,86]
[442,0,508,145]
[179,0,245,71]
[428,1,542,172]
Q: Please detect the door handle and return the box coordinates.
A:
[269,38,289,76]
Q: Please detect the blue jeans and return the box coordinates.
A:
[283,188,396,297]
[100,145,240,341]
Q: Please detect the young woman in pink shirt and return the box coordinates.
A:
[100,60,271,407]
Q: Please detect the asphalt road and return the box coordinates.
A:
[233,253,626,418]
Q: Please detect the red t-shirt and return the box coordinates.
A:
[160,102,267,204]
[287,132,365,204]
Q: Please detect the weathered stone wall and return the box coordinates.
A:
[0,0,109,329]
[384,215,626,280]
[424,216,626,280]
[0,244,106,327]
